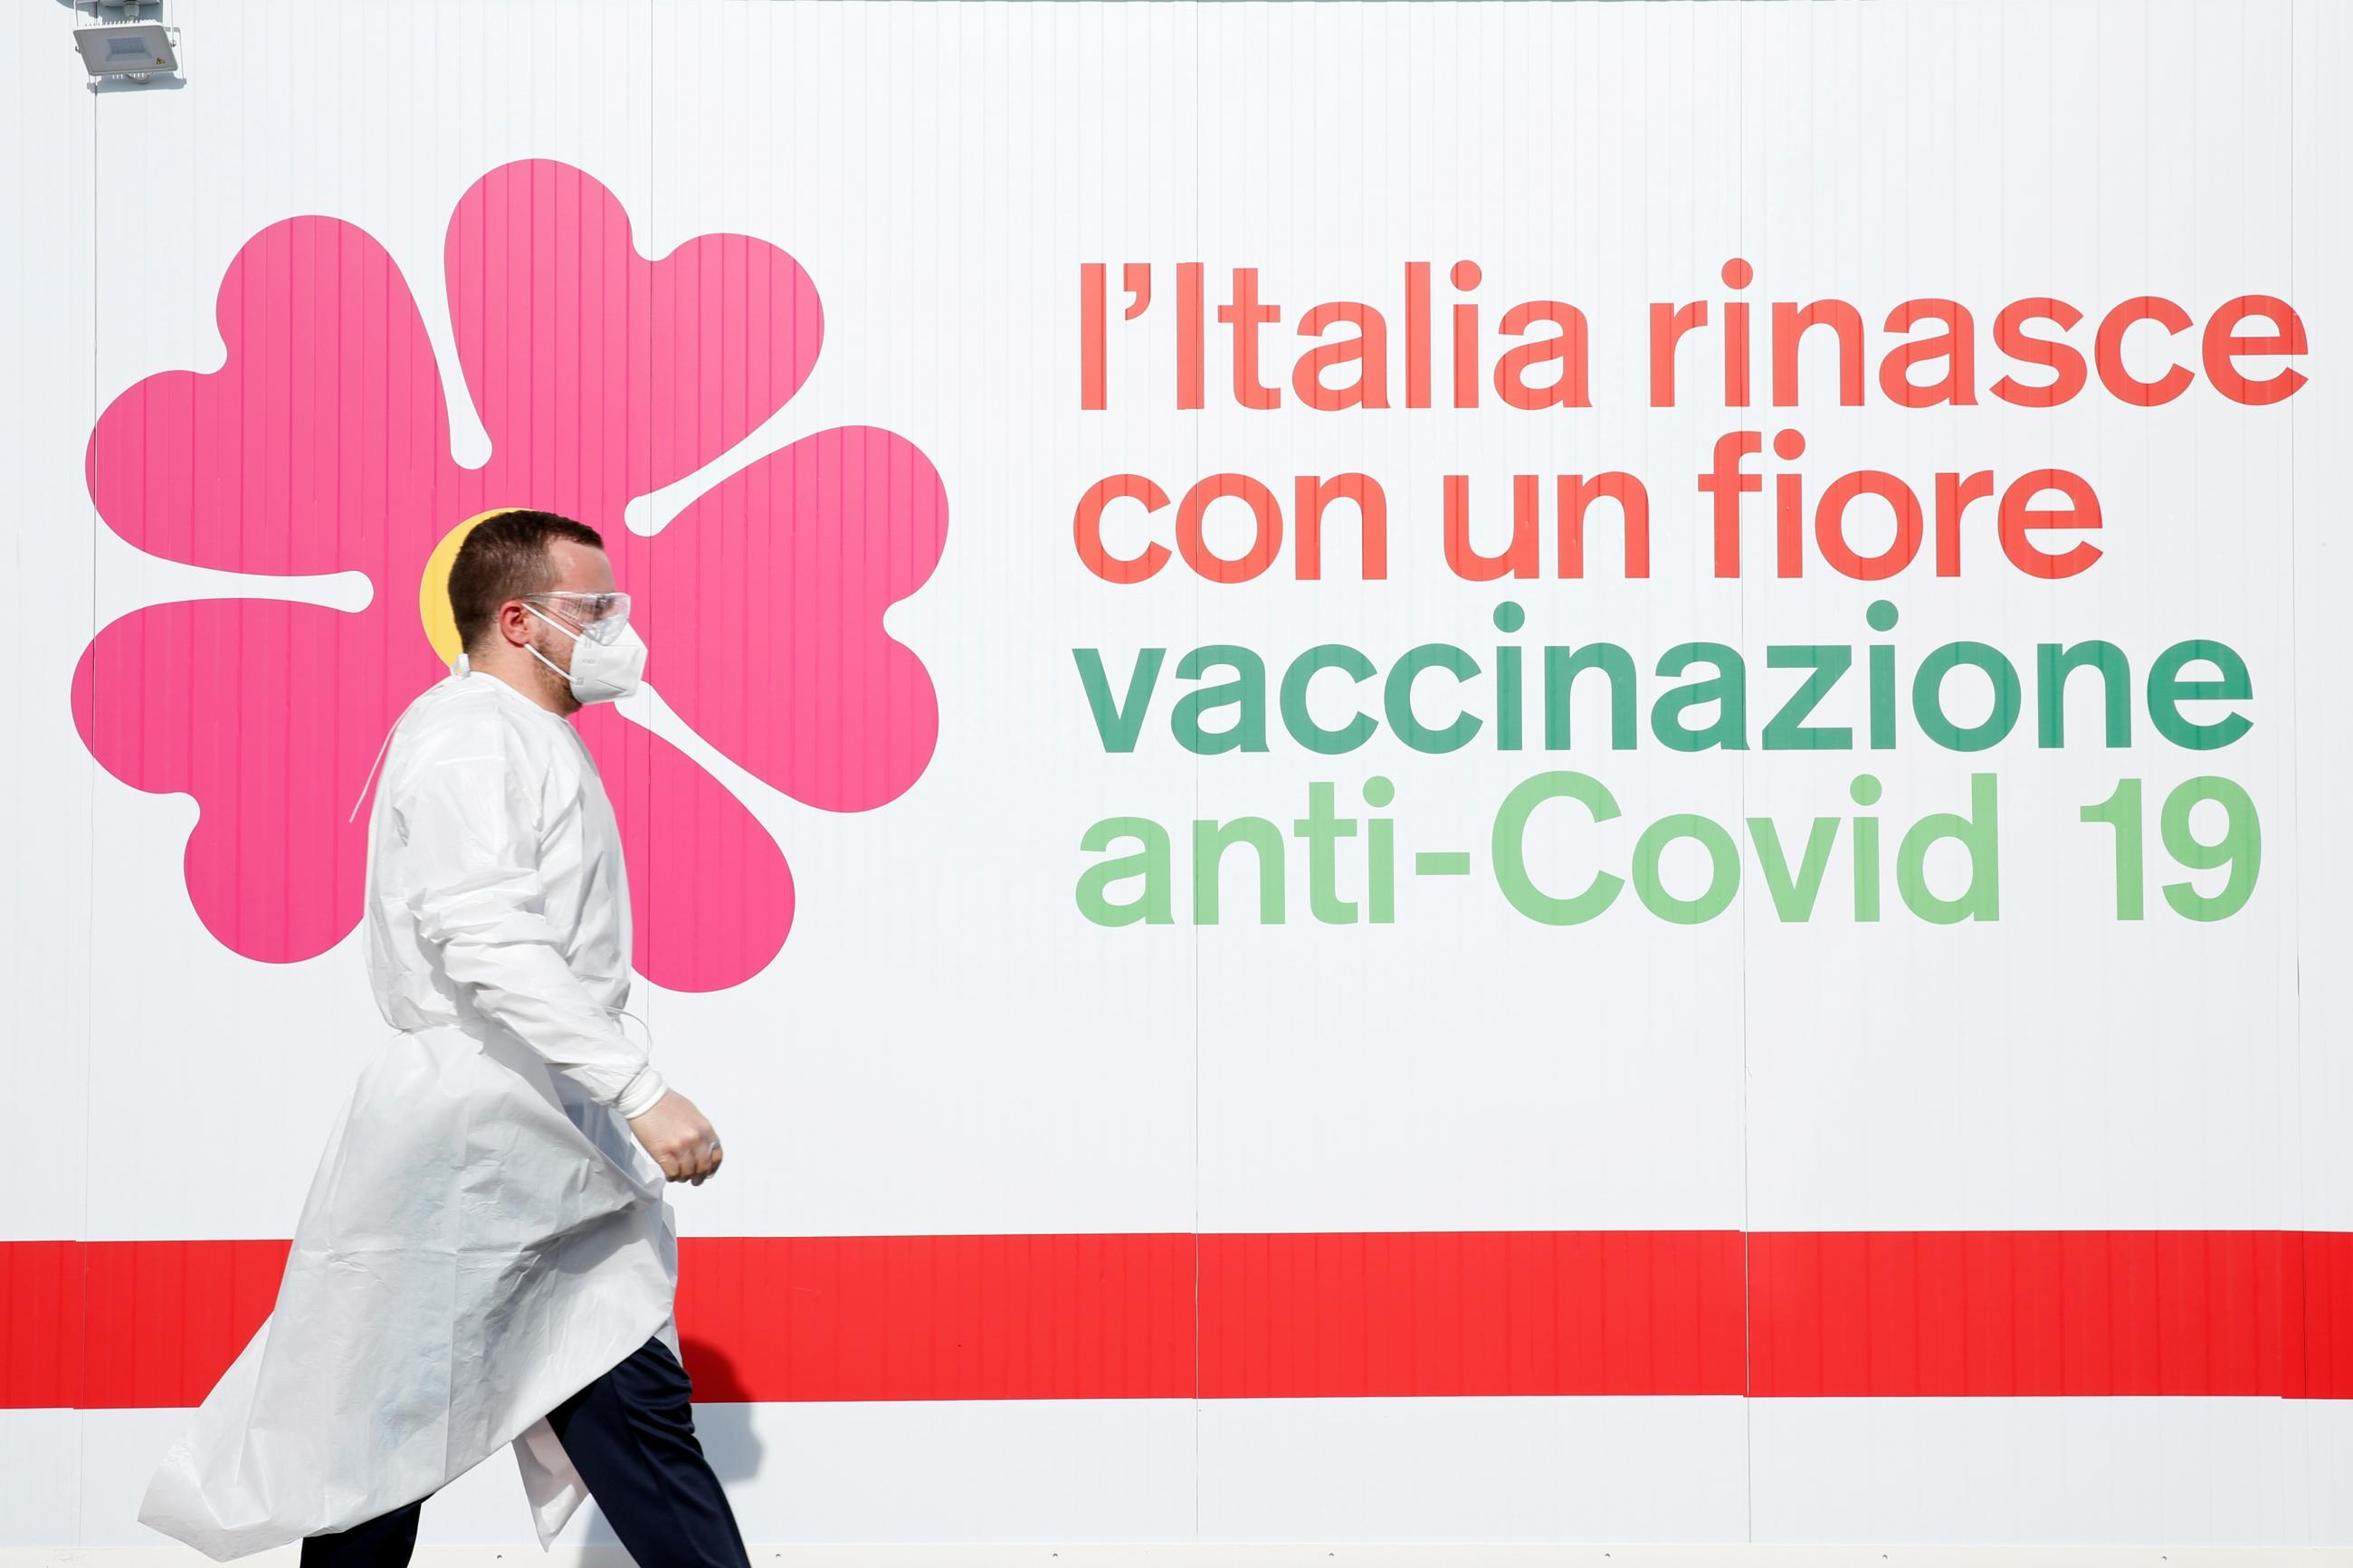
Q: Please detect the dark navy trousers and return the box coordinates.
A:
[299,1334,750,1568]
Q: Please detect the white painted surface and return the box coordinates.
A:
[4,0,2347,1552]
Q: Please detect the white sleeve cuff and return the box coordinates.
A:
[613,1063,670,1121]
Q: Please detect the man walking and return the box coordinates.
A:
[138,510,751,1566]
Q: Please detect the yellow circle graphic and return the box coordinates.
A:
[418,508,526,664]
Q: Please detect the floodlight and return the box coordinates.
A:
[73,24,178,82]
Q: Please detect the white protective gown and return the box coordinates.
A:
[138,662,681,1561]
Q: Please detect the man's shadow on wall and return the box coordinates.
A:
[577,1335,767,1545]
[680,1334,767,1485]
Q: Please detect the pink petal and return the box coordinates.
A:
[446,160,823,520]
[69,598,443,965]
[576,705,795,993]
[87,216,456,579]
[621,425,948,813]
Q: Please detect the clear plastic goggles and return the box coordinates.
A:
[519,590,634,645]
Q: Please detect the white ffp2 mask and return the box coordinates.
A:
[522,602,647,705]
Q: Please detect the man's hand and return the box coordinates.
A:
[626,1090,725,1185]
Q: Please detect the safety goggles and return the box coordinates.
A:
[519,590,634,644]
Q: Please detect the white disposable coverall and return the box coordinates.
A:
[138,665,681,1561]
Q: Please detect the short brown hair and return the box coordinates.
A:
[449,509,607,652]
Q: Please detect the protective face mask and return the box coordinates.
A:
[522,602,648,705]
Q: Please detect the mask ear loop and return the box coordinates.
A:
[605,1005,653,1050]
[346,711,406,825]
[346,655,468,825]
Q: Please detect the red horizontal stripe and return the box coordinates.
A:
[1749,1231,2352,1397]
[9,1231,2349,1409]
[674,1233,1196,1402]
[1197,1230,1748,1396]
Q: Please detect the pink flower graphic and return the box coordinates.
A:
[70,160,948,992]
